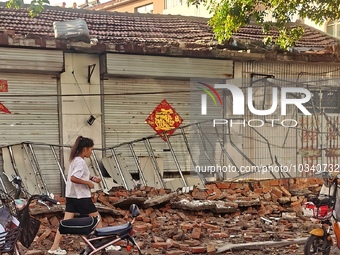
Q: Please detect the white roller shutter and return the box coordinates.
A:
[0,48,63,73]
[103,78,192,175]
[106,54,233,79]
[0,73,61,194]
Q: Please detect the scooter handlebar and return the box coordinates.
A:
[41,195,59,205]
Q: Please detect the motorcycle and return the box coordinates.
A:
[303,171,340,255]
[58,203,142,255]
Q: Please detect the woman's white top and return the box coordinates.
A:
[65,156,91,198]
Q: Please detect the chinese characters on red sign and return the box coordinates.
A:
[0,80,10,114]
[146,99,183,141]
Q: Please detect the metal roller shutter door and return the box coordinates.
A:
[0,73,61,194]
[103,77,193,175]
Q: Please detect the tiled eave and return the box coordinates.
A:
[1,31,340,63]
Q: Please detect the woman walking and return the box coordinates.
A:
[48,136,102,255]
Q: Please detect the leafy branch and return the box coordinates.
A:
[187,0,339,50]
[6,0,50,17]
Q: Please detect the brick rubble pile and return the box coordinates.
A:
[26,178,324,255]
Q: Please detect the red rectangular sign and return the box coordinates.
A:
[0,80,8,92]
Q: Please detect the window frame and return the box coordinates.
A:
[135,3,154,14]
[164,0,182,10]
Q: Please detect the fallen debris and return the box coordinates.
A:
[144,192,178,208]
[23,177,324,254]
[216,237,308,253]
[171,199,238,213]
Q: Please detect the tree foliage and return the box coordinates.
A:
[187,0,340,50]
[6,0,49,17]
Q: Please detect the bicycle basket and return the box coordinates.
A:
[303,195,335,220]
[0,227,21,253]
[17,203,41,248]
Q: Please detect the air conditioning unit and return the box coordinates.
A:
[53,19,90,43]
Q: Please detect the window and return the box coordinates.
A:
[164,0,182,9]
[135,3,153,13]
[326,20,340,37]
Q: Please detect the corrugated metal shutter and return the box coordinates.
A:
[0,154,12,192]
[0,48,63,73]
[106,54,233,79]
[238,62,340,179]
[103,77,192,175]
[0,73,60,193]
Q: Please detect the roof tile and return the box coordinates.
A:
[0,4,339,51]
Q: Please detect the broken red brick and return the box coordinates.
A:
[152,242,171,249]
[166,250,186,255]
[49,216,60,227]
[215,182,230,189]
[35,228,52,243]
[201,223,221,231]
[191,227,201,239]
[206,244,216,254]
[190,246,206,253]
[211,232,229,239]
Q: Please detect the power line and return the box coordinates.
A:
[0,90,191,98]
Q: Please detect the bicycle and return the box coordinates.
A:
[0,174,58,255]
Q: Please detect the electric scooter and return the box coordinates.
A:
[59,203,142,255]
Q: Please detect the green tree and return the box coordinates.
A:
[6,0,50,17]
[188,0,340,50]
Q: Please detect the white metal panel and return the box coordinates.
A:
[0,48,63,73]
[0,73,61,194]
[103,77,192,176]
[106,54,233,79]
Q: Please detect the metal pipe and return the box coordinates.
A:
[0,174,7,193]
[7,146,19,175]
[110,148,128,190]
[24,143,50,195]
[180,128,206,185]
[50,146,67,184]
[91,151,108,191]
[128,143,147,186]
[213,126,241,176]
[195,123,217,166]
[143,138,165,189]
[164,133,188,187]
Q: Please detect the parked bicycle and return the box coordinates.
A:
[303,171,340,255]
[0,173,58,255]
[59,203,142,255]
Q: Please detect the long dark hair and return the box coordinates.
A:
[69,136,94,161]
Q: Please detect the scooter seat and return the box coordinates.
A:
[59,216,99,235]
[95,222,132,237]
